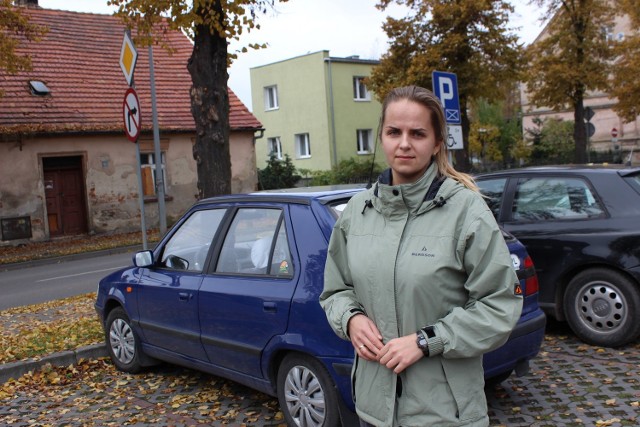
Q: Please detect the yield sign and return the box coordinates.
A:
[122,88,141,142]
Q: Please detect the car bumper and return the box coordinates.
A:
[483,308,547,379]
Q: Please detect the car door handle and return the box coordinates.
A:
[263,302,277,312]
[178,292,193,302]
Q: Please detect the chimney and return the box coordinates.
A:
[14,0,39,7]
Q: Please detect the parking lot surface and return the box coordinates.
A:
[1,321,639,426]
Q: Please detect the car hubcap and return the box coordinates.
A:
[109,318,135,364]
[575,281,626,334]
[284,365,326,427]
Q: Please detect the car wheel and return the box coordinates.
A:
[105,307,145,373]
[564,268,640,347]
[277,354,340,427]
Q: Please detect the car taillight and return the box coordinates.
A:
[523,256,539,296]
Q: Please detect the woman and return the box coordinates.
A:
[320,86,522,427]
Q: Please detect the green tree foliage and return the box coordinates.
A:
[0,0,47,93]
[304,158,385,186]
[369,0,523,172]
[525,0,615,164]
[525,117,574,165]
[257,153,300,190]
[468,97,525,171]
[610,0,640,122]
[108,0,286,198]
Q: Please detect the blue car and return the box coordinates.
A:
[95,186,546,427]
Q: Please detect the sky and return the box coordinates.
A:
[38,0,546,111]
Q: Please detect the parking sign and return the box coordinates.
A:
[432,71,461,125]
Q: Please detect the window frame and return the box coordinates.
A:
[140,152,167,197]
[353,76,371,101]
[268,137,283,160]
[295,133,311,159]
[264,85,279,111]
[356,129,373,154]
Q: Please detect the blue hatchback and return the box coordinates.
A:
[95,186,546,427]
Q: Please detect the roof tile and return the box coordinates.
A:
[0,7,262,135]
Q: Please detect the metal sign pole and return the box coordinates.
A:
[135,141,148,250]
[148,45,167,235]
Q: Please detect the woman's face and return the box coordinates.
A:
[381,99,442,185]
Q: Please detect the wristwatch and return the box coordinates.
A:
[416,330,429,357]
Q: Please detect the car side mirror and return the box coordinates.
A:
[134,250,154,267]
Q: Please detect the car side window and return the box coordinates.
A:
[476,178,507,219]
[513,177,605,221]
[160,209,225,272]
[216,208,293,277]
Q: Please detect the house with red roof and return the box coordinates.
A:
[0,1,262,243]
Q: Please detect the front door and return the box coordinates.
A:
[43,156,88,236]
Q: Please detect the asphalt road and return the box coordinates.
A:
[0,251,134,310]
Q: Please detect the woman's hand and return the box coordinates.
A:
[377,334,424,374]
[347,314,384,361]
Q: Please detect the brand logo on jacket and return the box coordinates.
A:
[412,246,435,258]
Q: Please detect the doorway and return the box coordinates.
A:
[43,156,88,237]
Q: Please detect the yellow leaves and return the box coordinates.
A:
[596,418,621,426]
[0,293,102,364]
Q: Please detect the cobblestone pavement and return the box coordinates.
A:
[1,321,639,426]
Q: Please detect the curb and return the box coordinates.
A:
[0,245,141,272]
[0,343,108,384]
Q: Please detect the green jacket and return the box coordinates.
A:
[320,165,522,427]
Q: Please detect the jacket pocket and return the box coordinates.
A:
[353,358,394,424]
[440,357,487,422]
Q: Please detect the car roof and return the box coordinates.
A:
[195,184,367,207]
[475,164,640,178]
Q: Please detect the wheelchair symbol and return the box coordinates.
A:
[447,134,456,148]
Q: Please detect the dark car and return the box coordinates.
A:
[476,165,640,348]
[95,186,545,426]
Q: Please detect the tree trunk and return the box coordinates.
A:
[573,98,588,164]
[188,1,231,199]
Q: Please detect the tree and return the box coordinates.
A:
[610,0,640,122]
[369,0,523,172]
[469,97,524,170]
[0,0,47,93]
[108,0,286,198]
[257,153,300,190]
[525,117,574,164]
[525,0,615,164]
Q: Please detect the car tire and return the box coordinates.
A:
[485,370,513,388]
[564,268,640,347]
[105,307,145,373]
[277,353,341,427]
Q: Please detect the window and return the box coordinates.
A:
[140,152,166,197]
[295,133,311,159]
[357,129,373,154]
[268,137,283,160]
[512,177,605,221]
[353,77,370,101]
[29,80,50,96]
[216,208,293,277]
[477,178,507,218]
[160,209,225,272]
[264,85,279,110]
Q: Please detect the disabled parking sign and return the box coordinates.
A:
[433,71,463,150]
